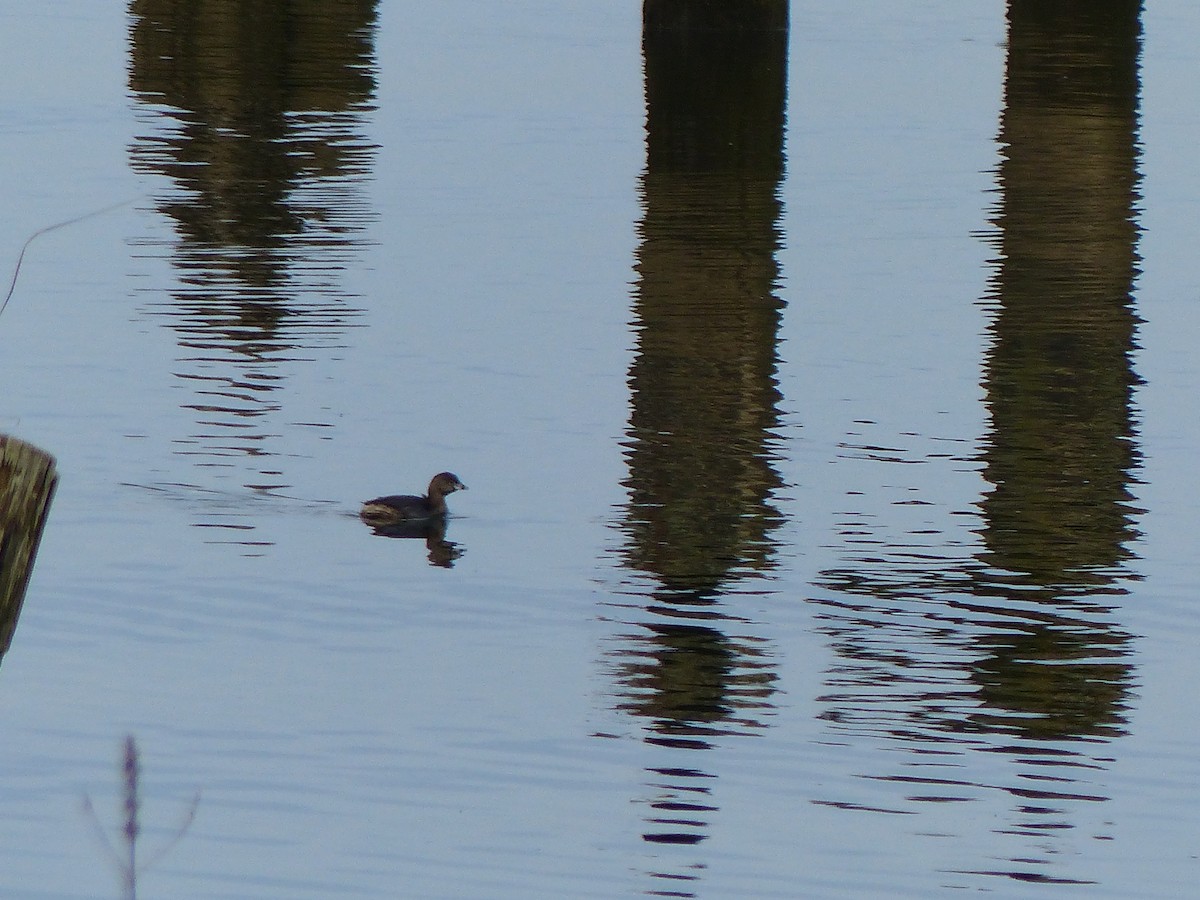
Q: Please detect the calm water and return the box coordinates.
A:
[2,1,1199,897]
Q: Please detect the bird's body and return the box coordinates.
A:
[360,472,467,525]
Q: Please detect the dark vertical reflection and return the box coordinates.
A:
[972,0,1144,748]
[982,1,1142,592]
[0,436,57,668]
[812,1,1143,886]
[607,3,788,894]
[127,1,378,541]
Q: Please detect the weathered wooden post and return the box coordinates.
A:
[0,435,57,665]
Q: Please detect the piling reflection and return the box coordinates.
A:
[981,0,1143,592]
[0,436,57,667]
[127,1,378,541]
[607,4,788,894]
[814,1,1142,885]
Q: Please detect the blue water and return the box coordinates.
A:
[1,2,1198,897]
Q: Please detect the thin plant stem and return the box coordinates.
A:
[122,735,140,900]
[82,734,200,900]
[0,198,137,321]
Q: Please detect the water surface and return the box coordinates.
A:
[2,1,1199,897]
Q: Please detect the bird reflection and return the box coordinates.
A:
[363,517,463,568]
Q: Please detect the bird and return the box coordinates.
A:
[360,472,467,526]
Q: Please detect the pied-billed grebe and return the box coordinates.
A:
[360,472,467,525]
